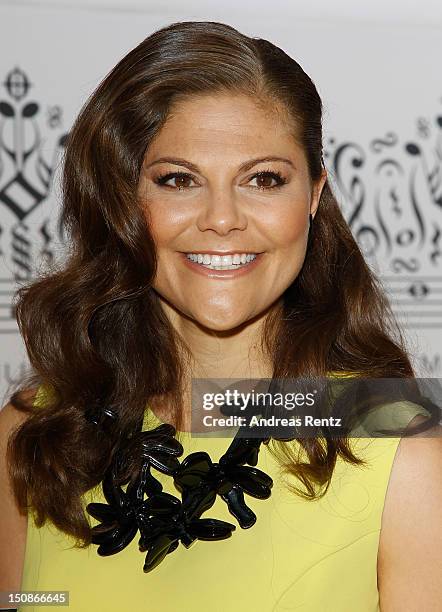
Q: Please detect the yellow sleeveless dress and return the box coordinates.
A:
[19,381,430,612]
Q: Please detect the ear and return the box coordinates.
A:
[310,168,328,220]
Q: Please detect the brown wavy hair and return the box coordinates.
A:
[5,20,438,547]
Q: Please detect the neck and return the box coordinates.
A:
[151,298,279,431]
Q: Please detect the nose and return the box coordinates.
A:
[196,186,248,235]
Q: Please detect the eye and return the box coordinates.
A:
[153,169,288,191]
[154,172,197,190]
[249,170,287,190]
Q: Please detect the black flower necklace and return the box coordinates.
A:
[86,420,273,573]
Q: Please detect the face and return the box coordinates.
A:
[137,93,327,332]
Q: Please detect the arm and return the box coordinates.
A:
[0,390,37,591]
[378,415,442,611]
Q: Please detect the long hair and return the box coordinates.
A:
[6,21,436,546]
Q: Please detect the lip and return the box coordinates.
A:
[179,252,265,279]
[180,250,261,255]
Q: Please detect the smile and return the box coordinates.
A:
[186,252,257,270]
[180,252,264,278]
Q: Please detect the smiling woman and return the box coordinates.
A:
[0,19,441,612]
[136,93,324,333]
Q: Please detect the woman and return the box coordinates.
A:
[1,20,441,612]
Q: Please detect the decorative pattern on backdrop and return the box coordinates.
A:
[0,67,68,335]
[0,55,440,393]
[325,104,442,331]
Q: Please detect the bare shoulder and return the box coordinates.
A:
[0,388,38,424]
[0,388,38,591]
[0,387,38,440]
[378,415,442,611]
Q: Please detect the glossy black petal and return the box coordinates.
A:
[145,491,182,515]
[125,424,184,475]
[138,425,183,457]
[148,452,181,474]
[90,524,119,546]
[86,502,118,522]
[221,486,256,529]
[187,517,236,540]
[181,486,217,520]
[227,465,273,499]
[94,522,139,556]
[143,534,179,573]
[174,452,212,488]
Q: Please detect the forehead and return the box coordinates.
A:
[146,92,304,161]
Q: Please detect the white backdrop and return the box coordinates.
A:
[1,2,441,405]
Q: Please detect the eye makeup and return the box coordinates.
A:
[152,169,288,191]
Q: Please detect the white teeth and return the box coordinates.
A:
[185,252,258,270]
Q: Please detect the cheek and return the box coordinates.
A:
[143,205,185,290]
[261,206,307,250]
[138,180,179,246]
[143,201,180,248]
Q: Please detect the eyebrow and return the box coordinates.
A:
[144,156,295,174]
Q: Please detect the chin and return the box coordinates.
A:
[192,312,250,332]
